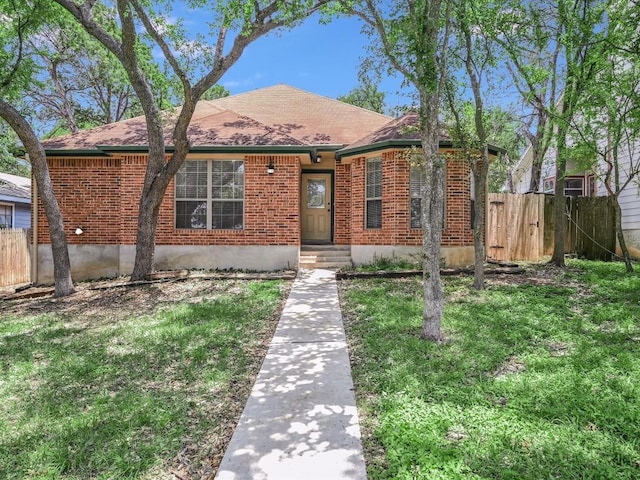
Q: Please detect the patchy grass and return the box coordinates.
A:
[339,260,640,479]
[354,255,421,272]
[0,279,287,480]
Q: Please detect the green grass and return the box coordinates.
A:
[353,255,421,272]
[0,280,285,479]
[339,260,640,479]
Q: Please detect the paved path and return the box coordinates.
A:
[215,269,367,480]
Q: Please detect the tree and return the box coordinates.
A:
[570,1,640,272]
[201,84,230,101]
[490,1,563,193]
[23,6,173,138]
[548,0,605,267]
[492,0,605,267]
[444,0,507,290]
[342,0,451,341]
[485,108,526,193]
[0,123,30,176]
[55,0,334,281]
[0,0,75,297]
[337,79,386,114]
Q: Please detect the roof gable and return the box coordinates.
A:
[338,112,504,158]
[0,173,30,201]
[42,84,393,152]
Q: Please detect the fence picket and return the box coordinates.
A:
[487,193,615,262]
[0,228,31,287]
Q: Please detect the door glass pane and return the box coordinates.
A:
[307,179,325,208]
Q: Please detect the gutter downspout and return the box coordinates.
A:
[29,153,38,285]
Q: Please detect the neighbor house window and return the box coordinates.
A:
[543,177,555,193]
[0,204,13,228]
[175,159,244,229]
[366,157,382,228]
[564,177,584,197]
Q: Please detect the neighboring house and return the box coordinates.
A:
[36,84,500,283]
[511,140,640,255]
[0,172,31,229]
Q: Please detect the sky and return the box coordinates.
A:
[167,4,520,116]
[172,5,413,113]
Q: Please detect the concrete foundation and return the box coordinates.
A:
[37,244,299,284]
[350,245,475,268]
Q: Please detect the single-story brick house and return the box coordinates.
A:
[36,84,499,282]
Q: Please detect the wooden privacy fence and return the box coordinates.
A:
[0,228,31,287]
[487,193,616,262]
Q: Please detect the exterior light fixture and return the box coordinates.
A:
[267,159,275,174]
[75,226,84,235]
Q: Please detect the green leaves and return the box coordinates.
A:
[337,80,387,114]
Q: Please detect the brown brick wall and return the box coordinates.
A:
[38,150,474,249]
[37,157,122,244]
[349,150,474,247]
[334,163,351,245]
[38,154,300,247]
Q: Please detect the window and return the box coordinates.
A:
[409,164,447,229]
[587,175,596,197]
[366,157,382,228]
[0,204,12,228]
[543,177,555,194]
[212,160,244,229]
[175,159,244,229]
[410,165,423,228]
[563,177,584,197]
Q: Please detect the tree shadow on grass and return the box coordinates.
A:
[0,286,281,479]
[340,276,640,480]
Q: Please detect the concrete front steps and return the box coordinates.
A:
[299,244,352,269]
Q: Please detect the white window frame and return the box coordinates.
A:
[543,177,555,194]
[0,202,14,229]
[365,157,382,229]
[563,176,585,197]
[175,159,244,230]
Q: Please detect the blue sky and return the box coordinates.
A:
[182,10,412,112]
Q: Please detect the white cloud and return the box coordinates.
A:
[222,72,267,89]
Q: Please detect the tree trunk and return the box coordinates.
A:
[613,198,633,272]
[529,151,543,193]
[0,100,75,297]
[472,159,488,290]
[421,161,445,342]
[550,125,567,267]
[129,103,193,281]
[419,92,445,342]
[130,187,164,280]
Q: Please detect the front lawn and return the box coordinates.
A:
[0,278,288,479]
[339,260,640,479]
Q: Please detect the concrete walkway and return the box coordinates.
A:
[215,269,367,480]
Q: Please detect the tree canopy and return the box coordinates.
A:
[337,80,386,114]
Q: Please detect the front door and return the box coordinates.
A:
[301,173,332,243]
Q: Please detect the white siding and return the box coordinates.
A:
[615,139,640,230]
